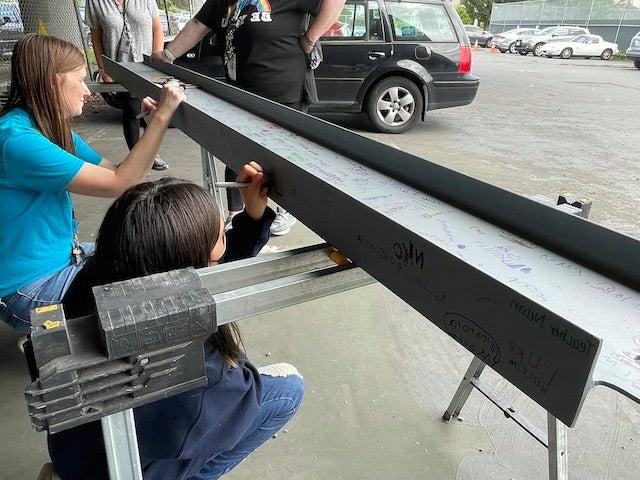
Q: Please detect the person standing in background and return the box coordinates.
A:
[87,0,169,170]
[153,0,346,235]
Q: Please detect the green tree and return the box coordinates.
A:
[456,5,473,25]
[463,0,525,29]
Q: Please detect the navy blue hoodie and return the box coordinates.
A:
[49,208,275,479]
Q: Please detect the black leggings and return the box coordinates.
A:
[121,94,142,150]
[225,99,305,212]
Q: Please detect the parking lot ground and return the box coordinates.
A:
[1,50,640,480]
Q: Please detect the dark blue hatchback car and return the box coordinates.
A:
[177,0,479,133]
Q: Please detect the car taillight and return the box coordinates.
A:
[459,45,472,73]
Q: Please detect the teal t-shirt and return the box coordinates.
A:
[0,107,102,297]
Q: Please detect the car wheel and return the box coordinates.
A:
[367,77,423,134]
[499,49,507,53]
[560,48,572,59]
[485,38,493,48]
[519,51,528,56]
[600,49,613,60]
[508,42,517,54]
[635,59,640,69]
[533,43,545,57]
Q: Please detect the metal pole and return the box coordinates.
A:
[101,409,143,480]
[538,0,545,28]
[586,0,595,29]
[560,0,568,25]
[71,0,93,75]
[614,0,630,44]
[547,413,569,480]
[163,0,172,36]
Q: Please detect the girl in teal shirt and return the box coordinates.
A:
[0,34,185,332]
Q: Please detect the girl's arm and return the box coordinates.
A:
[152,18,210,62]
[67,85,185,198]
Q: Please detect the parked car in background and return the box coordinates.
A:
[492,28,540,53]
[515,25,589,56]
[626,30,640,69]
[177,0,479,133]
[0,1,23,59]
[464,24,493,47]
[541,34,618,60]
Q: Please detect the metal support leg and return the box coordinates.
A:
[443,356,486,421]
[101,409,143,480]
[547,413,568,480]
[201,147,225,217]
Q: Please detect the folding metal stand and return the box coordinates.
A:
[27,246,373,480]
[442,195,590,480]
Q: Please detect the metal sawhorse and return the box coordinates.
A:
[442,193,592,480]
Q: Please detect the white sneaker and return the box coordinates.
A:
[270,209,296,236]
[38,463,60,480]
[17,335,27,353]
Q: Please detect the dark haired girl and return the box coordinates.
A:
[45,162,304,480]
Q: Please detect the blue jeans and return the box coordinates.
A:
[190,363,305,480]
[0,243,94,333]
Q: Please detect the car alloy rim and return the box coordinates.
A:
[376,86,415,126]
[535,44,543,56]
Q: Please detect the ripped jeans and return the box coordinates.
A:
[0,243,94,333]
[190,363,305,480]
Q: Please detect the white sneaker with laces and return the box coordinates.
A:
[270,209,296,236]
[37,463,60,480]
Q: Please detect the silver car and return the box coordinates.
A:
[492,28,540,53]
[626,30,640,70]
[516,25,590,57]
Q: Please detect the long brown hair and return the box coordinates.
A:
[65,178,245,367]
[1,34,85,153]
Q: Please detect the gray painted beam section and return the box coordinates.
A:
[105,58,640,428]
[132,56,639,292]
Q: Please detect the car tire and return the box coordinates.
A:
[499,49,507,53]
[546,55,553,58]
[635,59,640,69]
[519,51,528,55]
[560,48,572,59]
[600,49,613,60]
[367,76,423,134]
[533,43,545,57]
[485,38,493,48]
[508,42,517,54]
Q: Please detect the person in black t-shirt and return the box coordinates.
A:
[153,0,345,235]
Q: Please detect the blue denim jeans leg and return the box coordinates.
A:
[190,364,305,480]
[0,243,95,333]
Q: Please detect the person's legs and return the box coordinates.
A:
[121,94,141,150]
[190,363,304,480]
[0,243,94,332]
[122,94,168,170]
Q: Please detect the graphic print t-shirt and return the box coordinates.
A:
[196,0,320,104]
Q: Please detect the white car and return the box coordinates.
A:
[541,34,619,60]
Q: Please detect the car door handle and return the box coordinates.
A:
[368,51,386,60]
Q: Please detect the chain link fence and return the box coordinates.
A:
[489,0,640,50]
[0,0,206,90]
